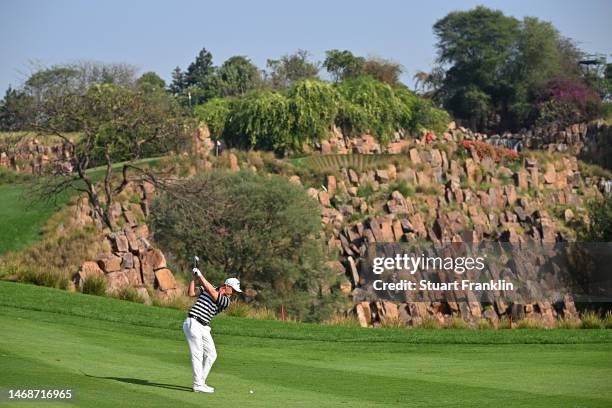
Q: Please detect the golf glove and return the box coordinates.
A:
[192,268,203,278]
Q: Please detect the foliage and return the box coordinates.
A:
[136,72,166,94]
[323,49,365,82]
[579,198,612,241]
[534,77,602,127]
[113,287,145,303]
[266,50,319,89]
[82,275,107,296]
[580,311,604,329]
[0,86,35,131]
[430,6,592,131]
[363,57,403,86]
[151,170,339,321]
[287,80,338,147]
[194,97,233,139]
[33,83,192,227]
[217,56,261,97]
[227,90,293,150]
[459,140,519,163]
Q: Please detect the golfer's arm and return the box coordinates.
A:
[188,279,197,297]
[196,275,219,301]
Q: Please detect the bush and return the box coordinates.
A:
[287,80,338,147]
[20,269,70,290]
[516,318,545,329]
[336,76,403,144]
[557,318,582,329]
[446,316,467,329]
[113,287,145,304]
[226,301,250,317]
[194,97,233,139]
[580,311,604,329]
[604,311,612,329]
[152,294,192,311]
[82,275,107,296]
[151,170,339,322]
[323,312,361,328]
[227,90,293,151]
[411,98,451,134]
[415,316,442,329]
[387,180,414,198]
[579,198,612,241]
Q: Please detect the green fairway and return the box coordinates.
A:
[0,282,611,407]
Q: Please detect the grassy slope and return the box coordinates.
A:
[1,282,611,408]
[0,157,161,255]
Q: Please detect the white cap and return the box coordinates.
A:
[224,277,242,293]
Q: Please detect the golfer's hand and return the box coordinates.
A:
[192,268,202,278]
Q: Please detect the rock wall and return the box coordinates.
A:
[70,181,182,303]
[298,137,605,327]
[0,138,73,175]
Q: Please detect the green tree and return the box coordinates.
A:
[169,66,187,95]
[137,71,166,94]
[323,49,365,82]
[0,86,34,131]
[183,47,220,103]
[218,56,261,96]
[32,84,192,228]
[151,170,340,321]
[363,57,403,86]
[266,50,319,89]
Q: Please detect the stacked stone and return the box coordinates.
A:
[72,181,182,303]
[0,138,72,175]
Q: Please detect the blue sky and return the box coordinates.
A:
[1,0,610,93]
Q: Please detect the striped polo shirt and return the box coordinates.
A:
[188,286,231,326]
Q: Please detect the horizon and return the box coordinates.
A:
[1,0,611,93]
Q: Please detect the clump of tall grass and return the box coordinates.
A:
[557,318,582,329]
[82,275,107,296]
[379,316,405,328]
[323,312,361,328]
[580,311,604,329]
[113,287,145,304]
[414,316,442,329]
[516,318,545,329]
[446,316,467,329]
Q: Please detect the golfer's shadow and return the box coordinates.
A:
[83,372,192,392]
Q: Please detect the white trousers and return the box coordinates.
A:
[183,317,217,387]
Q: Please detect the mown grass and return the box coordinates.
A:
[0,156,162,255]
[1,281,612,408]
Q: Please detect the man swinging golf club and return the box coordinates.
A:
[183,256,242,393]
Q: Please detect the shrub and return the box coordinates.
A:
[226,301,251,317]
[580,311,604,329]
[227,90,293,151]
[411,97,450,134]
[415,316,442,329]
[152,294,192,311]
[516,318,545,329]
[20,269,70,290]
[151,170,339,322]
[379,316,405,328]
[604,311,612,329]
[82,275,107,296]
[336,76,403,144]
[388,180,414,198]
[446,316,467,329]
[477,318,494,329]
[287,80,338,147]
[113,287,145,304]
[579,198,612,241]
[323,312,361,328]
[557,318,582,329]
[194,97,233,139]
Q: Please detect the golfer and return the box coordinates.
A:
[183,267,242,393]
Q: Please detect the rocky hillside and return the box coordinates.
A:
[1,122,609,326]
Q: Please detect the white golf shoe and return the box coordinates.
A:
[193,384,215,393]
